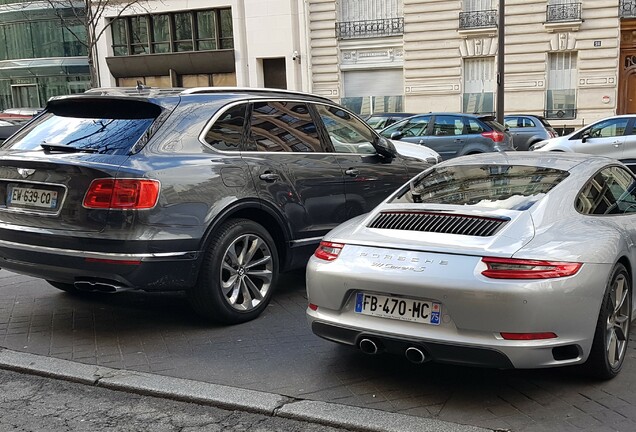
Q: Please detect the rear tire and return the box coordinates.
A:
[584,263,631,379]
[188,219,279,324]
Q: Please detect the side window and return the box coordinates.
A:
[521,117,537,128]
[248,101,321,152]
[504,117,518,128]
[204,104,247,151]
[432,116,464,136]
[587,118,629,139]
[466,118,486,134]
[381,116,430,138]
[314,104,376,154]
[576,167,636,215]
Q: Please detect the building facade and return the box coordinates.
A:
[94,0,309,91]
[0,0,91,110]
[307,0,633,129]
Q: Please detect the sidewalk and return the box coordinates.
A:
[0,269,635,432]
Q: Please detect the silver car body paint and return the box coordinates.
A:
[306,152,636,369]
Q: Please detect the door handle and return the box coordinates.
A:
[418,139,425,144]
[614,142,623,148]
[345,168,360,177]
[259,172,280,182]
[454,139,463,143]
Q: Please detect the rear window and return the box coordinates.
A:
[2,98,161,155]
[482,119,507,132]
[392,164,569,211]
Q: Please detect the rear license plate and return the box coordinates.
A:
[355,292,441,325]
[7,185,58,209]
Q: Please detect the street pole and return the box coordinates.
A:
[496,0,505,124]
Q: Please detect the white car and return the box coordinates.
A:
[531,115,636,171]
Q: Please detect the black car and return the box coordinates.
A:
[0,87,430,323]
[380,113,514,160]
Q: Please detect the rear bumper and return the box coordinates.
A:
[0,238,200,291]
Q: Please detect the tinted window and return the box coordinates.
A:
[576,167,636,215]
[249,101,321,152]
[466,118,486,134]
[2,100,160,155]
[314,104,376,154]
[204,104,246,151]
[504,117,519,128]
[482,118,506,132]
[521,117,537,128]
[366,116,389,129]
[392,165,569,210]
[431,116,464,136]
[381,115,430,138]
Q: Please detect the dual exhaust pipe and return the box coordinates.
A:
[358,338,428,364]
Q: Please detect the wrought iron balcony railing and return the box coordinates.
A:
[335,17,404,40]
[544,108,577,120]
[620,0,636,18]
[546,3,582,23]
[459,10,497,29]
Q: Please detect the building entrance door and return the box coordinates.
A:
[619,20,636,114]
[11,85,40,108]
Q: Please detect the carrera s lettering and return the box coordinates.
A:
[371,262,426,272]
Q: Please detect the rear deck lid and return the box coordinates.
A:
[0,97,164,232]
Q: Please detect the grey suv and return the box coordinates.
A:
[379,113,514,160]
[0,87,431,323]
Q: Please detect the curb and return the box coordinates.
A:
[0,347,490,432]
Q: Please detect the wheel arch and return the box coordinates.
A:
[199,199,293,271]
[616,255,633,307]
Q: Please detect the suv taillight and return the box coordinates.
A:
[314,241,345,261]
[83,179,160,209]
[481,130,505,143]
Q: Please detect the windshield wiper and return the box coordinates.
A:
[40,143,99,154]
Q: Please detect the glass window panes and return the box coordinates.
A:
[151,15,170,53]
[314,103,377,154]
[205,104,246,151]
[130,16,149,54]
[381,115,430,138]
[587,118,629,138]
[174,12,193,52]
[111,18,128,56]
[432,116,464,136]
[464,0,494,11]
[463,57,494,114]
[546,52,577,116]
[220,8,234,49]
[249,101,321,152]
[466,118,486,134]
[196,10,217,50]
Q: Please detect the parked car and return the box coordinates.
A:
[364,112,415,130]
[379,113,514,160]
[531,115,636,172]
[0,119,22,145]
[0,108,41,121]
[307,152,636,379]
[0,87,434,324]
[503,114,558,150]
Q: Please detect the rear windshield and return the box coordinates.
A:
[2,99,161,155]
[392,164,569,211]
[536,117,553,128]
[481,118,507,132]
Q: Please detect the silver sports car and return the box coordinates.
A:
[306,152,636,379]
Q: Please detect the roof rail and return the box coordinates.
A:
[84,87,185,97]
[180,86,334,102]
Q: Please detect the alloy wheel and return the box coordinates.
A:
[606,273,630,368]
[220,233,273,311]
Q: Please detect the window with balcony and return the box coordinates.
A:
[463,57,495,114]
[546,0,582,23]
[620,0,636,18]
[545,52,577,119]
[459,0,497,30]
[336,0,403,40]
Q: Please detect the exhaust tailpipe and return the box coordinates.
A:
[359,338,380,355]
[74,280,126,293]
[405,346,427,364]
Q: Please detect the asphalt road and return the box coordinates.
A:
[0,368,351,432]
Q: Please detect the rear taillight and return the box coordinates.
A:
[83,179,160,209]
[549,131,558,138]
[481,130,505,143]
[481,257,581,279]
[314,241,345,261]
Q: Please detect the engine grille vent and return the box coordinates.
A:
[368,212,509,237]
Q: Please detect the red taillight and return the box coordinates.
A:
[83,179,160,209]
[481,130,505,143]
[85,258,141,266]
[314,241,345,261]
[481,257,581,279]
[308,303,318,311]
[500,332,557,340]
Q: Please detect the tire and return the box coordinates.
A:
[187,218,279,324]
[46,280,81,294]
[584,263,632,379]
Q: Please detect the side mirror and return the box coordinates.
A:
[390,131,404,140]
[581,132,590,143]
[375,137,397,158]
